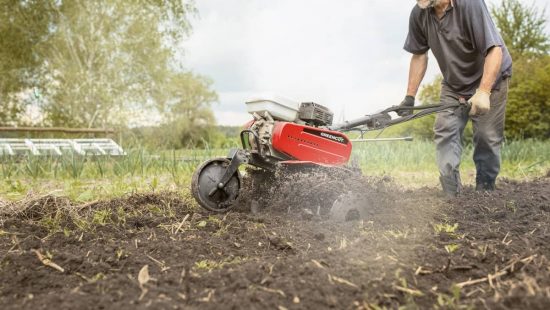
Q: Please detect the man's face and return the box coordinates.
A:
[416,0,437,9]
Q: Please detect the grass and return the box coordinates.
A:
[354,139,549,186]
[0,139,547,201]
[0,148,229,201]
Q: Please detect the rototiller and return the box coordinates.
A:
[191,95,469,212]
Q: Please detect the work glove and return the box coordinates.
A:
[397,95,415,117]
[468,89,491,116]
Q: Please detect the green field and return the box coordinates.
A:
[354,139,549,186]
[0,140,548,202]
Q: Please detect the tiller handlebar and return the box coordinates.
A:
[329,98,470,133]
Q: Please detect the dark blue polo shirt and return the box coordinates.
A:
[404,0,512,96]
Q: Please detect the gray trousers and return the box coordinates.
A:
[434,79,508,193]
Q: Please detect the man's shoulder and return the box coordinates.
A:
[409,4,428,20]
[454,0,486,11]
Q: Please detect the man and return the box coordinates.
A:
[400,0,512,196]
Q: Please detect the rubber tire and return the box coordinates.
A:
[191,158,242,212]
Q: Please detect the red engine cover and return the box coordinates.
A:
[271,122,352,166]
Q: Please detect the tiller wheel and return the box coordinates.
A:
[191,158,242,212]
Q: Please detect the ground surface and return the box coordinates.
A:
[0,173,549,309]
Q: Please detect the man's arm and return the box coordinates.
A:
[478,46,503,93]
[469,46,503,116]
[406,53,428,97]
[398,53,428,116]
[400,6,429,116]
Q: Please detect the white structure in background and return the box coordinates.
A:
[0,139,125,156]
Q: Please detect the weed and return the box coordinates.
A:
[78,272,106,283]
[193,257,245,272]
[207,215,221,224]
[194,259,218,271]
[93,155,106,178]
[150,176,159,192]
[92,209,112,226]
[76,190,94,202]
[196,220,207,228]
[433,223,459,234]
[73,217,91,231]
[435,285,470,309]
[445,244,460,253]
[386,229,410,239]
[116,249,125,260]
[1,157,17,178]
[116,207,127,225]
[4,179,26,194]
[25,156,47,179]
[505,200,517,213]
[148,205,164,216]
[213,219,231,237]
[61,153,85,179]
[40,211,63,233]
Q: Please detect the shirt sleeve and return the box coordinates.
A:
[465,0,503,56]
[403,7,430,54]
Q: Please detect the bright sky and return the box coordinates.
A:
[183,0,550,126]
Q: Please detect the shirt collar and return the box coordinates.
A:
[430,0,454,17]
[446,0,454,12]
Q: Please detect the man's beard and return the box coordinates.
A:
[416,0,437,9]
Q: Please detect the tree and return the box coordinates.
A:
[0,0,54,125]
[151,72,220,148]
[505,56,550,139]
[37,1,199,128]
[491,0,549,58]
[492,0,550,139]
[0,0,219,146]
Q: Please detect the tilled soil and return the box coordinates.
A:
[0,175,549,309]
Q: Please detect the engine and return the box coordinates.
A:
[298,102,333,127]
[245,94,334,127]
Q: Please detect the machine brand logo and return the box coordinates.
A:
[303,128,347,144]
[320,132,345,143]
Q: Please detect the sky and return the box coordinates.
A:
[182,0,550,126]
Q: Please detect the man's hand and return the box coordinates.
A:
[398,95,415,117]
[468,89,491,116]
